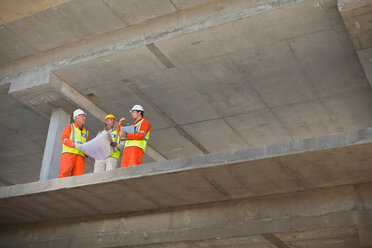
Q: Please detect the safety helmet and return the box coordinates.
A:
[73,109,86,119]
[104,114,116,122]
[130,104,144,113]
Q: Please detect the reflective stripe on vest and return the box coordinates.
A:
[99,129,121,159]
[62,124,88,157]
[124,119,150,151]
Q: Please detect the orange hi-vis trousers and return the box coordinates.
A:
[121,146,143,168]
[58,153,85,178]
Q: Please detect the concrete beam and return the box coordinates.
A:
[357,48,372,88]
[0,0,305,86]
[39,107,70,181]
[0,127,371,226]
[338,0,372,51]
[338,0,372,88]
[0,183,370,247]
[8,70,165,161]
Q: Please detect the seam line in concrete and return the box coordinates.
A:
[146,43,175,69]
[261,233,291,248]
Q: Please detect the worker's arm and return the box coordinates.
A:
[61,124,75,147]
[126,120,151,140]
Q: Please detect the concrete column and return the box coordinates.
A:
[39,107,71,181]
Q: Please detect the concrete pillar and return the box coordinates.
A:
[39,107,71,181]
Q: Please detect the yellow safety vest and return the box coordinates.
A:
[62,124,89,157]
[99,129,121,159]
[124,119,150,151]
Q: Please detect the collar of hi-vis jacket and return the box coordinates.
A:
[133,117,144,125]
[74,122,85,131]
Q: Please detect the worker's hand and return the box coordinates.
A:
[119,117,126,125]
[120,131,127,138]
[110,142,117,147]
[71,142,75,148]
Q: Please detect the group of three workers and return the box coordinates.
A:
[58,104,150,178]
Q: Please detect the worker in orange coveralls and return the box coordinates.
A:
[118,105,151,167]
[58,109,89,178]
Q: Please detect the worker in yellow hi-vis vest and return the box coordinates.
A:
[119,105,151,167]
[58,109,89,178]
[93,114,122,172]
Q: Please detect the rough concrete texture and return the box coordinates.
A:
[0,128,371,223]
[0,174,371,246]
[1,0,372,186]
[39,107,71,180]
[0,0,302,66]
[338,0,372,51]
[1,184,371,247]
[338,0,372,87]
[0,0,372,246]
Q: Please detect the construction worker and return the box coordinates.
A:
[119,105,151,167]
[93,114,122,172]
[58,109,89,178]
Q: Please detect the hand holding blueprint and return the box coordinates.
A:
[77,132,113,160]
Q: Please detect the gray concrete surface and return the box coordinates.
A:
[0,183,370,247]
[0,129,372,247]
[0,0,372,246]
[0,0,217,65]
[338,0,372,88]
[39,107,70,180]
[0,127,371,225]
[358,48,372,88]
[1,0,372,187]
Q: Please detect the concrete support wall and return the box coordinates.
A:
[39,107,70,180]
[0,183,371,247]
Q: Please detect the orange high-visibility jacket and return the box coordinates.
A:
[118,118,151,145]
[61,123,90,152]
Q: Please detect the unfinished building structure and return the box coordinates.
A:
[0,0,372,247]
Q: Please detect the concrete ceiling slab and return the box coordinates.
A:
[0,0,231,65]
[52,0,127,38]
[149,127,204,159]
[5,8,80,52]
[154,29,227,67]
[321,86,372,131]
[0,0,70,25]
[55,46,165,89]
[272,99,340,140]
[71,80,172,131]
[133,67,222,125]
[170,0,217,10]
[225,109,291,146]
[250,67,318,107]
[104,0,176,26]
[0,25,37,65]
[182,118,248,153]
[209,15,273,53]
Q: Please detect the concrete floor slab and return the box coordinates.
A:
[0,128,372,226]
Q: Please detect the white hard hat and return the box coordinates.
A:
[73,109,86,119]
[130,105,144,113]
